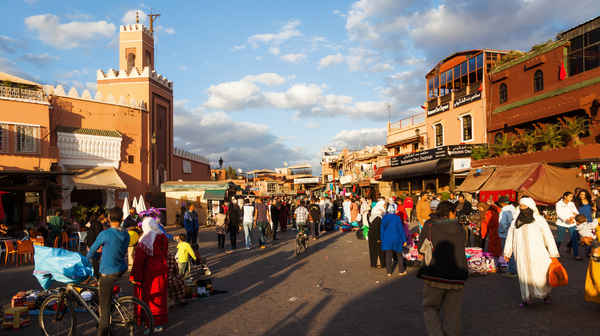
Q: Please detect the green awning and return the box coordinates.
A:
[204,189,226,201]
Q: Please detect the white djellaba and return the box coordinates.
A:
[503,197,560,303]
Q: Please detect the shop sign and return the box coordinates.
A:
[453,158,471,171]
[427,103,449,116]
[294,177,320,184]
[453,91,481,108]
[339,175,353,185]
[392,147,447,166]
[359,180,371,187]
[447,144,474,156]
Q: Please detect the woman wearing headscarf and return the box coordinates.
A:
[477,202,502,257]
[130,217,169,332]
[503,197,560,307]
[381,212,407,276]
[368,200,387,269]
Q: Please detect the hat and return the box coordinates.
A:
[497,196,510,204]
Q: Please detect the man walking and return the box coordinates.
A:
[294,200,310,235]
[309,199,321,239]
[270,199,280,241]
[242,199,255,249]
[183,204,199,247]
[418,201,468,336]
[227,199,241,252]
[254,197,270,249]
[416,193,432,232]
[497,196,517,277]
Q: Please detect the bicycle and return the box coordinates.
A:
[39,281,153,336]
[295,223,309,256]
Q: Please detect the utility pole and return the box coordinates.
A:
[147,12,161,34]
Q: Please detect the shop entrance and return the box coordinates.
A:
[71,189,104,208]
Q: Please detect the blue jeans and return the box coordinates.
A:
[501,237,517,274]
[257,221,268,246]
[557,226,580,257]
[243,221,253,248]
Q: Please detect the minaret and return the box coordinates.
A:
[118,19,155,74]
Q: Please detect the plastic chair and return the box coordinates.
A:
[16,240,34,266]
[31,236,45,247]
[3,240,17,264]
[68,234,78,251]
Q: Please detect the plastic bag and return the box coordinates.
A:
[33,246,94,289]
[548,258,568,287]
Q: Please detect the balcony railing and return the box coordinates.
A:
[0,85,44,101]
[440,93,452,104]
[454,86,467,100]
[427,97,438,109]
[389,113,426,130]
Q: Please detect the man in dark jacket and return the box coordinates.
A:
[270,199,280,241]
[308,199,321,239]
[418,201,467,336]
[183,204,199,247]
[227,200,241,251]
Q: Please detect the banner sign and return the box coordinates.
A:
[390,144,481,167]
[427,103,450,116]
[453,91,481,108]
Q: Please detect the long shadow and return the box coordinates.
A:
[163,230,346,335]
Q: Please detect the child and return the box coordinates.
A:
[576,214,596,241]
[127,225,140,271]
[175,233,196,275]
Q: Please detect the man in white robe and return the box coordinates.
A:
[504,197,560,305]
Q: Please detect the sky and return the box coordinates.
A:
[1,0,599,171]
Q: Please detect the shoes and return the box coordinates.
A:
[246,247,251,250]
[154,326,164,333]
[260,246,266,249]
[398,271,408,277]
[387,273,392,277]
[543,296,552,304]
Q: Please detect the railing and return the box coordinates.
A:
[390,113,426,130]
[454,86,467,99]
[0,85,44,101]
[440,93,452,104]
[468,81,482,94]
[427,97,438,109]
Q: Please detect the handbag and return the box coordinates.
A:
[419,223,434,266]
[547,258,568,287]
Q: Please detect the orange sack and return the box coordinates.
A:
[548,258,568,287]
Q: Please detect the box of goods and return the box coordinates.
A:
[2,306,30,329]
[11,292,28,308]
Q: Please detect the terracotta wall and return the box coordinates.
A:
[171,155,210,181]
[51,96,148,201]
[0,99,54,171]
[425,97,487,148]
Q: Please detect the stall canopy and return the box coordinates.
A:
[381,159,450,181]
[455,167,495,193]
[204,189,226,201]
[68,168,126,190]
[477,163,589,204]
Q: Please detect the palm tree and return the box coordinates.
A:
[492,133,514,157]
[558,116,587,146]
[514,128,536,153]
[534,123,564,150]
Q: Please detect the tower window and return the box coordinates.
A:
[434,123,444,147]
[534,70,544,92]
[499,83,508,104]
[128,155,134,164]
[462,115,473,141]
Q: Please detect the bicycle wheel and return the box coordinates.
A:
[295,235,302,256]
[39,294,76,336]
[110,296,154,336]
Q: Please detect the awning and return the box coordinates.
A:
[204,189,226,201]
[455,167,495,193]
[69,168,126,190]
[480,163,540,192]
[381,159,450,181]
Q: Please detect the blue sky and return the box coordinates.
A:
[2,0,599,171]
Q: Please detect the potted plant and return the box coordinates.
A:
[514,128,536,153]
[558,116,587,146]
[491,133,514,157]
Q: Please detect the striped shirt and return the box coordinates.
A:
[295,206,309,224]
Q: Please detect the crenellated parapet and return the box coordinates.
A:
[96,66,173,90]
[173,147,210,165]
[120,24,153,38]
[43,84,147,110]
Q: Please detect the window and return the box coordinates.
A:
[434,123,443,147]
[462,115,473,141]
[16,125,37,153]
[0,124,8,153]
[499,83,508,104]
[568,27,600,76]
[182,160,192,174]
[267,183,276,193]
[128,155,134,164]
[534,70,544,92]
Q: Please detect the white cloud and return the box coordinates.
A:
[305,121,320,129]
[318,53,345,69]
[232,44,246,51]
[174,104,310,170]
[248,19,302,47]
[280,53,306,63]
[25,14,115,49]
[203,80,263,110]
[0,35,17,54]
[242,73,287,86]
[22,53,59,66]
[370,62,393,72]
[122,9,146,24]
[158,25,175,34]
[269,47,280,55]
[330,127,387,149]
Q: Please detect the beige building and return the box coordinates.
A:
[386,113,427,156]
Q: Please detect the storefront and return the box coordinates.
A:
[0,170,66,233]
[381,144,481,195]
